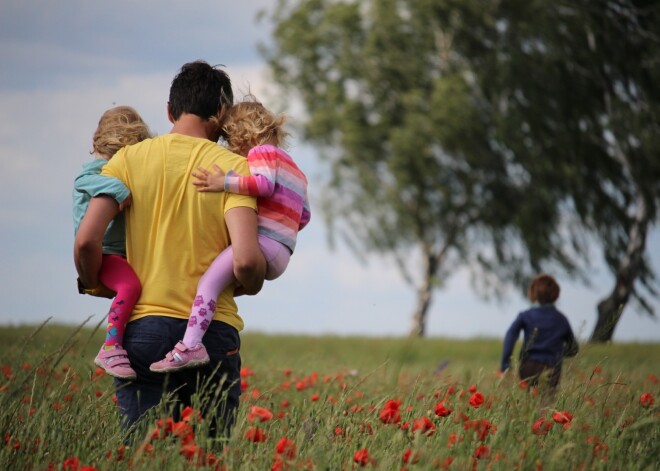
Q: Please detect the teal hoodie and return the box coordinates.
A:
[72,158,130,256]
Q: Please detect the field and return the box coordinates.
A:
[1,321,658,470]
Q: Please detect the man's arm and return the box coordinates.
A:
[225,206,266,295]
[74,195,119,289]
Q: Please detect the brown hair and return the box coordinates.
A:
[91,106,152,158]
[220,96,289,156]
[528,274,560,304]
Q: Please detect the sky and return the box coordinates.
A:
[0,0,658,343]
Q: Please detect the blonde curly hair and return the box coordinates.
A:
[221,96,289,156]
[91,106,152,158]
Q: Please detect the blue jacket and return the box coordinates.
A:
[500,304,579,371]
[72,158,130,256]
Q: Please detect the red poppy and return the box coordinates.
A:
[245,426,267,443]
[353,448,371,467]
[241,366,254,377]
[465,419,496,441]
[402,449,421,464]
[62,457,80,470]
[248,406,274,423]
[181,406,194,421]
[434,401,452,417]
[311,393,320,402]
[552,411,573,424]
[411,417,436,436]
[640,392,655,408]
[379,399,402,424]
[532,417,553,435]
[179,442,198,459]
[469,392,484,408]
[469,384,477,393]
[275,437,297,459]
[474,445,490,459]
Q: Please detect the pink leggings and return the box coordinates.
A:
[182,236,290,348]
[98,254,141,348]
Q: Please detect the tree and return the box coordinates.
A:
[261,0,660,339]
[433,0,660,341]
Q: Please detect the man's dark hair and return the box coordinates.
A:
[168,60,233,121]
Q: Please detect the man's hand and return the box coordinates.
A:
[118,194,132,212]
[192,164,226,192]
[77,278,116,299]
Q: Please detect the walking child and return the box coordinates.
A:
[73,106,151,379]
[500,274,579,396]
[150,97,311,373]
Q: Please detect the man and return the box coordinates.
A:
[74,61,266,438]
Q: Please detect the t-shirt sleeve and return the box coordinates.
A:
[77,165,129,204]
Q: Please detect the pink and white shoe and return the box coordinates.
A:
[94,345,136,380]
[149,341,210,373]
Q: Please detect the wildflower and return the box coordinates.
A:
[640,392,655,408]
[469,392,484,408]
[447,432,462,447]
[532,417,553,435]
[411,417,436,436]
[353,448,371,467]
[465,419,496,441]
[180,442,198,459]
[245,426,267,443]
[248,406,274,423]
[379,399,402,424]
[271,456,287,471]
[469,384,477,393]
[2,365,13,380]
[311,393,320,402]
[552,411,573,425]
[434,401,452,417]
[62,457,80,470]
[240,380,249,392]
[518,380,529,389]
[241,366,255,377]
[474,445,490,459]
[275,437,297,459]
[402,449,421,464]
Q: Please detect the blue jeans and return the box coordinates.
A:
[114,316,241,439]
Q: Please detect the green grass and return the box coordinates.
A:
[0,321,658,470]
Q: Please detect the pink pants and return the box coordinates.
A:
[98,254,141,348]
[182,236,290,348]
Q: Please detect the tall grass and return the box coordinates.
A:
[0,322,658,470]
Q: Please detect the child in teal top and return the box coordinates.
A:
[73,105,152,380]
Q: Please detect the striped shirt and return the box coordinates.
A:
[224,144,310,252]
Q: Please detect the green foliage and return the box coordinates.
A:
[261,0,660,338]
[1,324,659,470]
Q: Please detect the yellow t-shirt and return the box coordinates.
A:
[102,133,256,331]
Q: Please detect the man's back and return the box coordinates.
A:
[102,133,256,330]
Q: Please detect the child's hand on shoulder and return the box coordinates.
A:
[192,164,226,192]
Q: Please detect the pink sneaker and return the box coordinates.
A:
[94,345,136,380]
[149,341,210,373]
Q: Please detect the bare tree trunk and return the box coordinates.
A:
[409,274,433,337]
[590,195,648,342]
[409,250,439,337]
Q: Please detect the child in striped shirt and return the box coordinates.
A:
[150,97,311,372]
